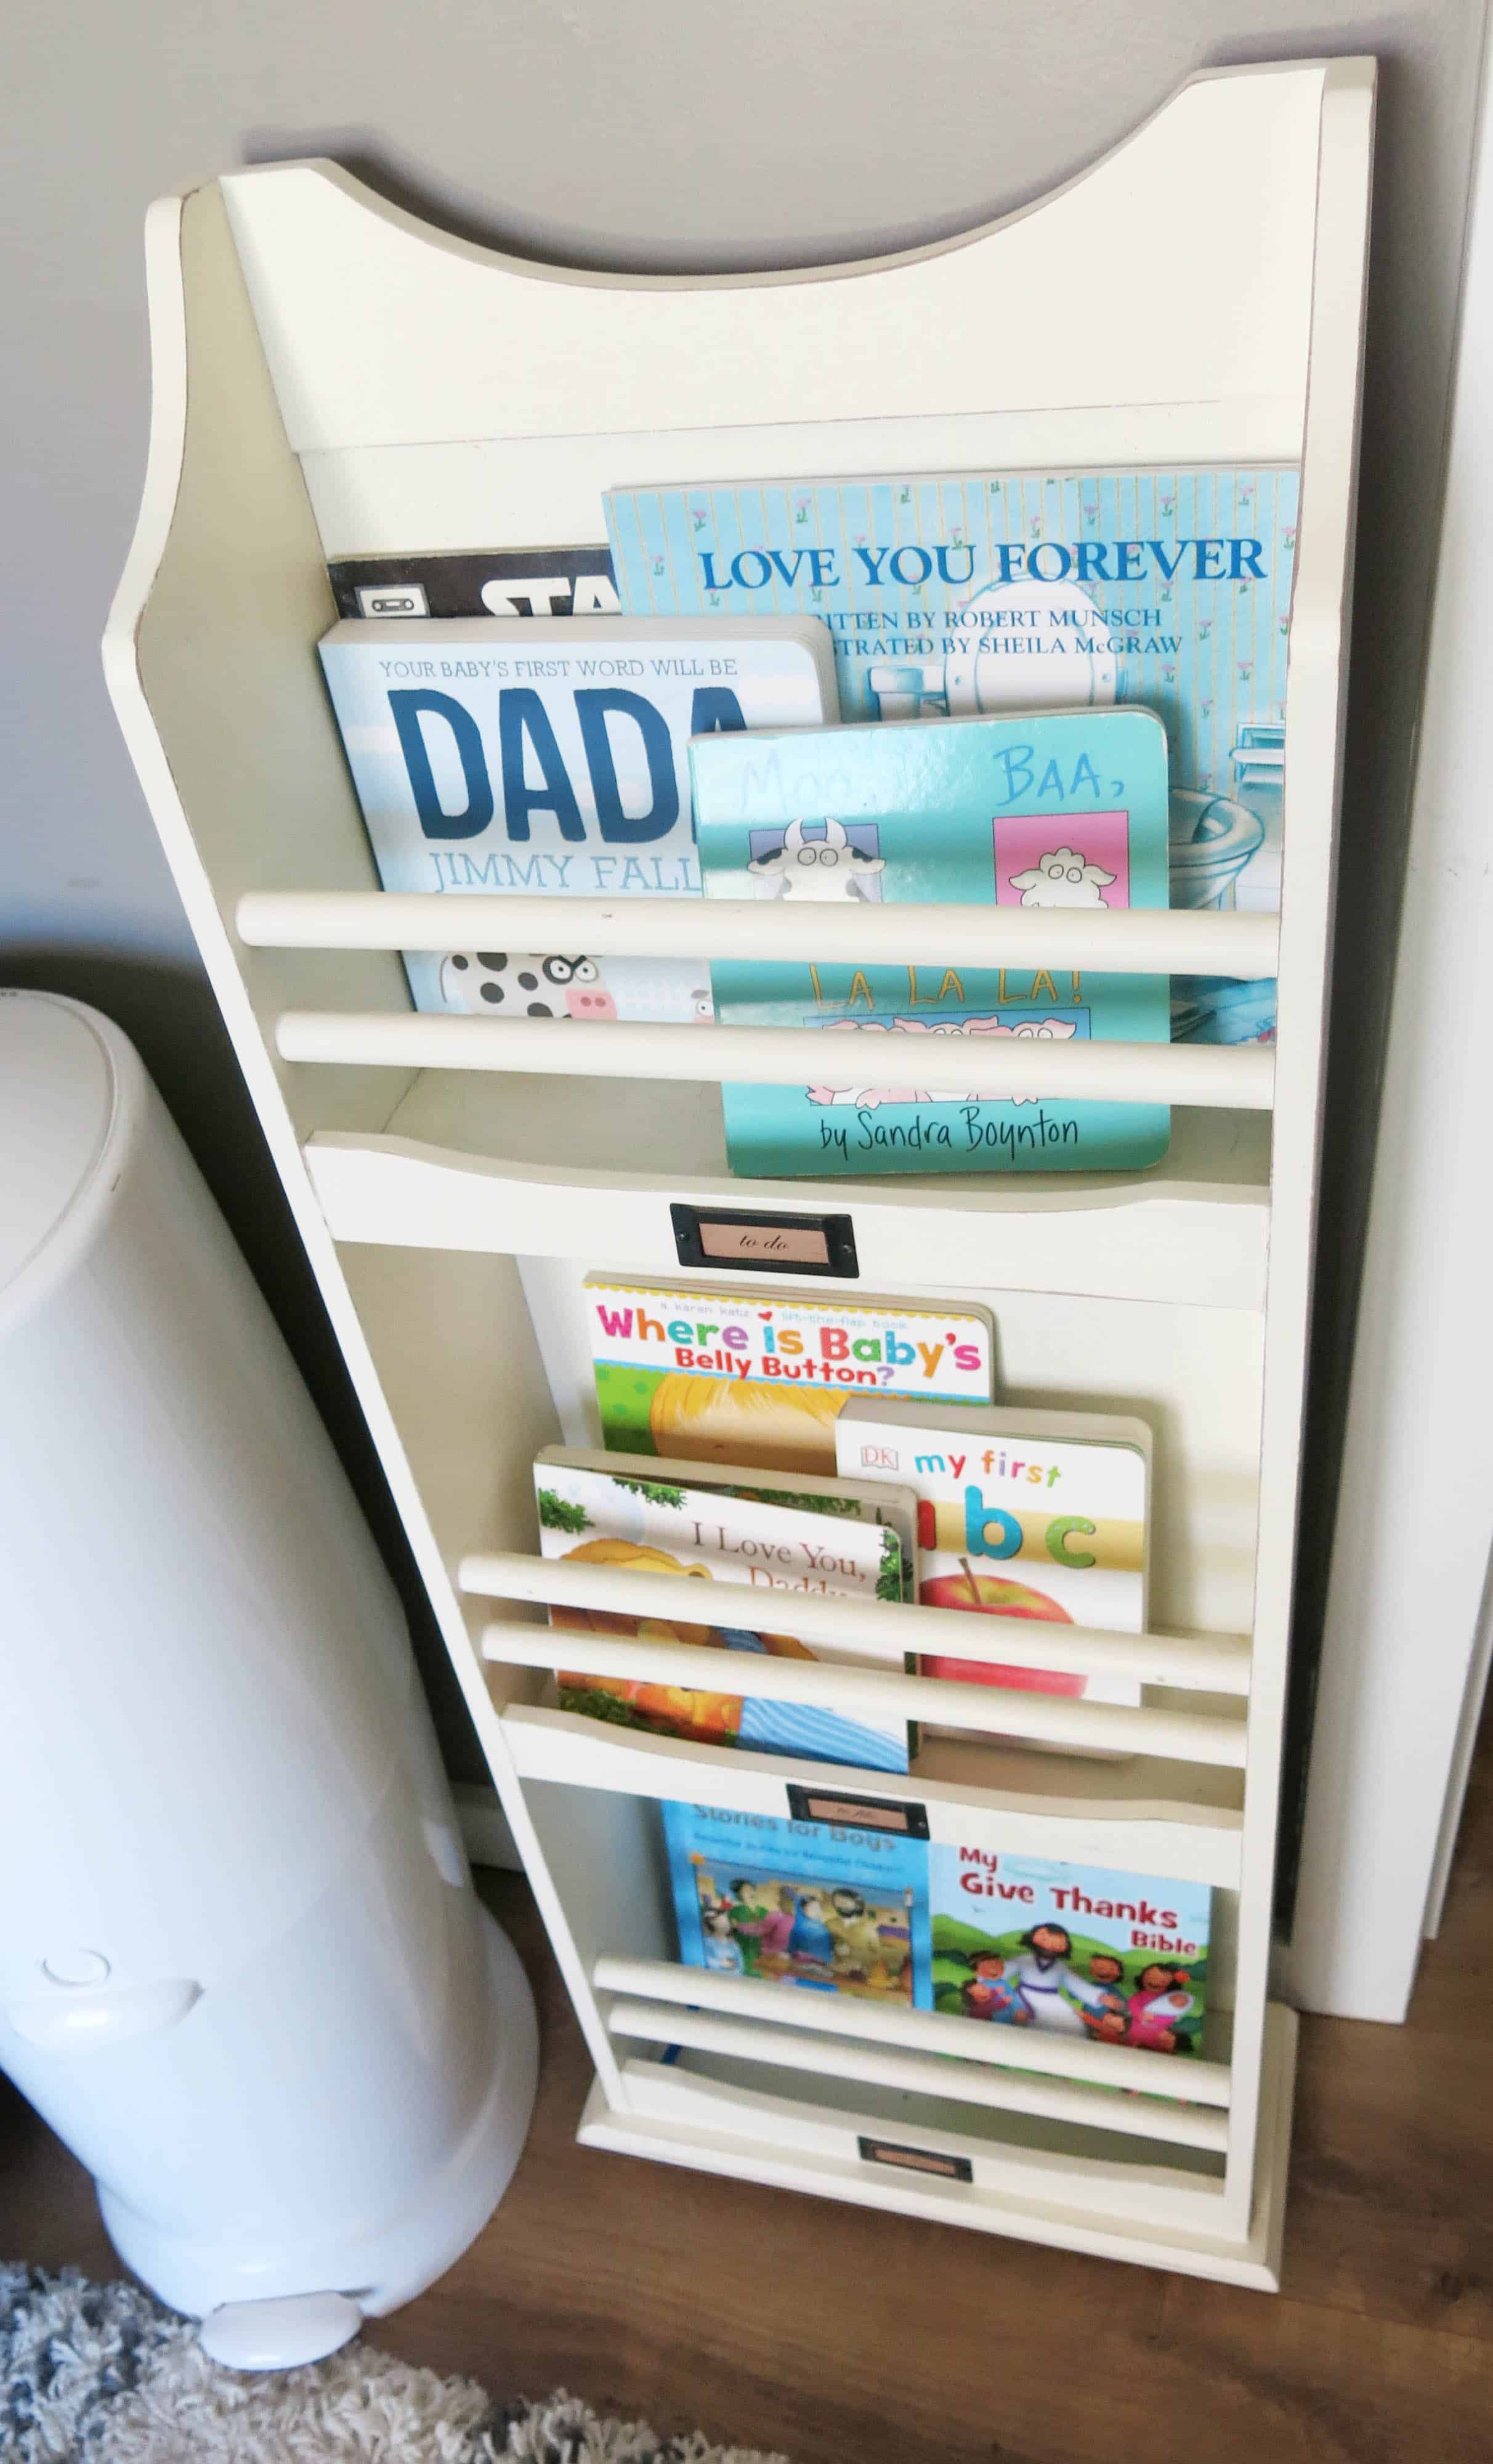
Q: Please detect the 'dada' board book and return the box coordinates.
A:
[607,467,1299,1044]
[931,1842,1208,2052]
[663,1802,933,2005]
[533,1457,912,1771]
[585,1276,994,1475]
[317,614,836,1018]
[834,1397,1150,1714]
[689,708,1171,1179]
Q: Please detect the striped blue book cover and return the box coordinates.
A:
[606,468,1298,1045]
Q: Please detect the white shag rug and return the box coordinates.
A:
[0,2268,788,2464]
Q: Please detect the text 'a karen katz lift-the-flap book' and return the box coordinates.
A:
[606,468,1298,1045]
[532,1454,913,1772]
[584,1276,994,1475]
[835,1396,1150,1718]
[317,614,836,1019]
[688,707,1171,1180]
[664,1801,934,2006]
[931,1842,1208,2053]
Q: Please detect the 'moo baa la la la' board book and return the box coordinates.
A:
[931,1843,1208,2051]
[533,1455,912,1771]
[607,468,1299,1045]
[663,1802,933,2005]
[317,614,836,1018]
[834,1396,1150,1717]
[585,1276,994,1476]
[688,707,1171,1180]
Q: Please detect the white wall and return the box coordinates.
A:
[2,0,1486,1804]
[1285,41,1493,2016]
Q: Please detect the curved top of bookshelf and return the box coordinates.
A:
[218,60,1365,504]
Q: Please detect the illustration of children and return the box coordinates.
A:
[1079,1949,1130,2041]
[1125,1963,1197,2052]
[960,1951,1032,2025]
[787,1888,838,1974]
[648,1373,846,1475]
[727,1877,795,1972]
[700,1905,745,1974]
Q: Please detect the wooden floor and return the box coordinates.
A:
[7,1722,1493,2464]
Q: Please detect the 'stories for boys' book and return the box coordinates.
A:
[533,1454,913,1772]
[834,1398,1150,1717]
[317,614,836,1018]
[931,1842,1208,2053]
[689,707,1171,1179]
[585,1276,994,1475]
[663,1802,933,2004]
[606,468,1299,1044]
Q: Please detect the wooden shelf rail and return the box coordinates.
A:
[277,1011,1276,1109]
[604,1996,1231,2154]
[592,1954,1233,2107]
[238,890,1282,979]
[459,1549,1250,1694]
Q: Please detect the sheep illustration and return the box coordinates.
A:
[804,1015,1078,1108]
[1008,846,1117,909]
[748,819,886,902]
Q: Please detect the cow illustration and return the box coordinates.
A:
[747,818,886,902]
[439,952,618,1019]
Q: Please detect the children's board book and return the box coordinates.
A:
[834,1397,1150,1717]
[688,708,1171,1180]
[538,1446,919,1596]
[317,614,836,1018]
[663,1802,933,2004]
[533,1457,912,1771]
[326,546,620,622]
[585,1275,994,1475]
[931,1842,1208,2053]
[663,1805,1207,2054]
[606,467,1298,1045]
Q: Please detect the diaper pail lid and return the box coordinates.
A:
[0,993,118,1300]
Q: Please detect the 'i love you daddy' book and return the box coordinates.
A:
[688,707,1172,1178]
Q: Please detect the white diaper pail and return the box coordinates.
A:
[0,992,536,2367]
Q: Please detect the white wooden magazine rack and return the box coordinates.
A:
[105,59,1372,2290]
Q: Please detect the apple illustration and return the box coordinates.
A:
[920,1558,1085,1697]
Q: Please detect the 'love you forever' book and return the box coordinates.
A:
[688,707,1171,1178]
[317,614,836,1019]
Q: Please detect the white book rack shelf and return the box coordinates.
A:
[105,58,1373,2291]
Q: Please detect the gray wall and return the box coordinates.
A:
[4,2,1486,1833]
